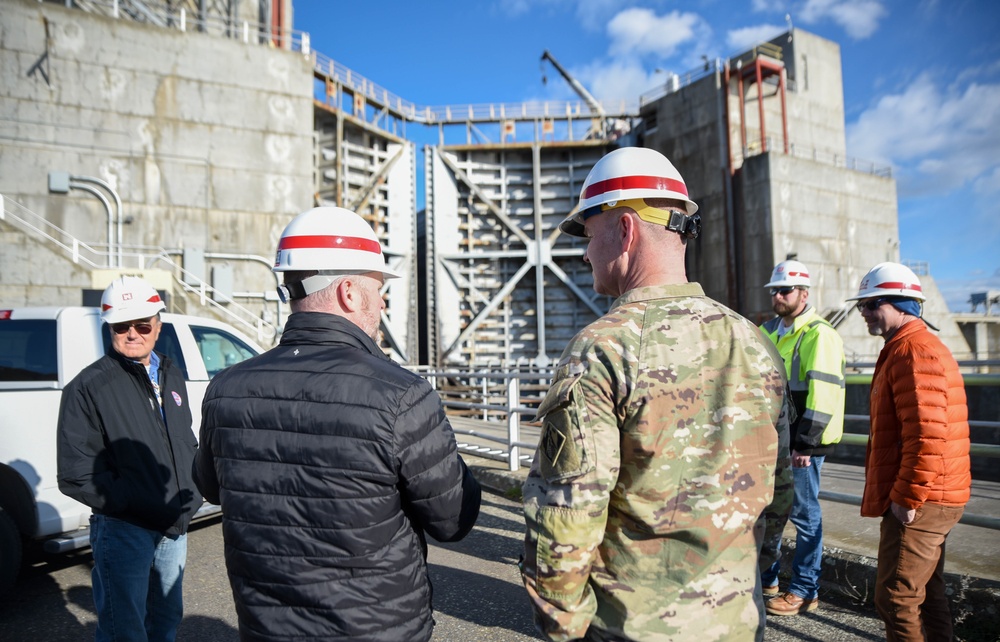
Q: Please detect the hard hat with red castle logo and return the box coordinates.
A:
[765,260,811,288]
[100,276,166,324]
[847,262,926,301]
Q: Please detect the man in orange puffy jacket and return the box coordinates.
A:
[848,262,971,642]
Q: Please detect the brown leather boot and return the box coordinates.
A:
[765,592,819,616]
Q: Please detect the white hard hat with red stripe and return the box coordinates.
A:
[273,207,399,276]
[273,207,399,302]
[560,147,699,237]
[846,262,925,301]
[765,260,811,288]
[100,276,166,324]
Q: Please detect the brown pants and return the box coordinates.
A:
[875,503,964,642]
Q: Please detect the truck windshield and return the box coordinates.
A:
[0,320,58,381]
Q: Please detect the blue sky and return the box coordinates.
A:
[293,0,999,312]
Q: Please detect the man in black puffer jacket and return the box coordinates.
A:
[194,207,481,642]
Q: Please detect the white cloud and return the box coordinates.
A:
[591,62,659,104]
[798,0,887,39]
[974,167,1000,195]
[846,74,1000,197]
[726,24,786,52]
[606,8,709,59]
[575,0,632,31]
[752,0,788,11]
[494,0,632,31]
[495,0,532,17]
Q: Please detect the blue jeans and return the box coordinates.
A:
[90,515,187,642]
[761,455,824,599]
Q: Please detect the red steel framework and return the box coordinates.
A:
[724,47,789,174]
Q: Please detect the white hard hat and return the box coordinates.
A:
[100,276,166,324]
[765,260,811,288]
[846,262,926,301]
[559,147,699,237]
[273,207,400,278]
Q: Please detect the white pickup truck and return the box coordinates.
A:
[0,307,265,593]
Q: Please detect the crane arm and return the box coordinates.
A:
[541,50,606,118]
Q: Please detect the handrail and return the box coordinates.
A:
[415,366,1000,529]
[0,193,278,343]
[52,1,639,127]
[1,194,106,268]
[839,430,1000,457]
[50,0,314,53]
[846,363,1000,378]
[312,50,636,125]
[639,60,718,106]
[734,132,893,178]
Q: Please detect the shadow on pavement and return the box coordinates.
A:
[0,569,94,642]
[178,615,239,641]
[429,563,538,636]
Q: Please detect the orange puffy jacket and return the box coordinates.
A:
[861,319,971,517]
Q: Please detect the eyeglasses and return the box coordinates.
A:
[110,321,154,335]
[856,298,886,312]
[769,287,797,297]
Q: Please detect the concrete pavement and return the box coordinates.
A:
[463,454,1000,640]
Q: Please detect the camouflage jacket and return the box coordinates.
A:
[521,282,793,642]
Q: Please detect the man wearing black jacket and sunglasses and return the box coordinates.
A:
[58,275,199,642]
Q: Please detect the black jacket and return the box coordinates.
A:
[194,312,481,642]
[57,350,199,535]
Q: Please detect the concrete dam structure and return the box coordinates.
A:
[1,0,978,367]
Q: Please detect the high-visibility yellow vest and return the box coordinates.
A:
[760,305,845,450]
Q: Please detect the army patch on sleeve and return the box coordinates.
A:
[540,407,583,482]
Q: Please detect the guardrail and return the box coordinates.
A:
[54,0,638,129]
[415,366,1000,530]
[312,50,636,126]
[0,193,278,343]
[46,0,313,54]
[735,133,893,178]
[416,368,550,472]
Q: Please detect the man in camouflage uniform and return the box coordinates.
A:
[521,147,793,642]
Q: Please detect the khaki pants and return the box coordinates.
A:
[875,503,964,642]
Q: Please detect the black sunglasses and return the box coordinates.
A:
[856,298,887,312]
[110,321,154,335]
[769,287,797,297]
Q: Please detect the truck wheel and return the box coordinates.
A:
[0,506,22,595]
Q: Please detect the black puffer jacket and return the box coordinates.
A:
[194,312,481,642]
[57,350,199,535]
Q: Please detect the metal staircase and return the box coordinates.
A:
[826,301,855,329]
[0,193,278,344]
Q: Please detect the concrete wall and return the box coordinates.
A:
[0,0,314,324]
[639,73,732,300]
[639,30,864,311]
[740,152,899,357]
[957,317,1000,366]
[0,214,93,304]
[737,155,973,361]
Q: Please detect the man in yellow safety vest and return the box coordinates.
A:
[759,259,846,616]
